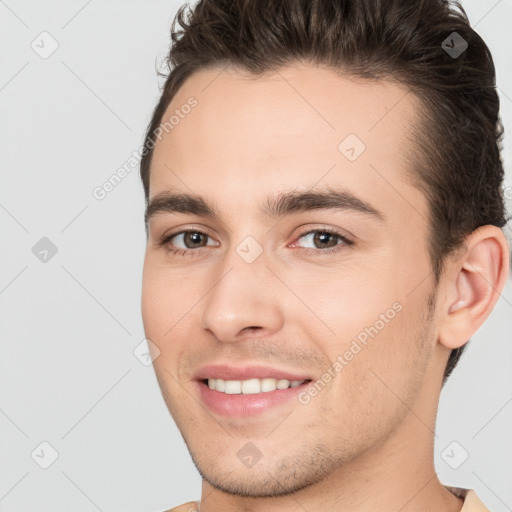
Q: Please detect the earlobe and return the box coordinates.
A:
[438,225,510,350]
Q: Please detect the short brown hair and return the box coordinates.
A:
[140,0,507,383]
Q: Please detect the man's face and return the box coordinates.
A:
[142,64,440,496]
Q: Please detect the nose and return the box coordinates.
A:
[199,251,285,343]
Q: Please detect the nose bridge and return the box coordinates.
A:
[199,241,284,342]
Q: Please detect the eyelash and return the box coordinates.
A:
[158,227,353,257]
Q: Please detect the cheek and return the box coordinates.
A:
[331,301,431,429]
[141,258,211,367]
[141,264,186,379]
[142,257,186,334]
[300,270,428,421]
[290,265,401,353]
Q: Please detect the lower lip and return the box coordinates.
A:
[196,380,311,417]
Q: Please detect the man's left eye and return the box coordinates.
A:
[294,229,352,251]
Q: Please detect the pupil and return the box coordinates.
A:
[315,232,334,248]
[187,232,203,247]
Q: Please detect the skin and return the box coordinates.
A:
[141,63,509,512]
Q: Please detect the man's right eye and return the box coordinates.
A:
[158,229,218,256]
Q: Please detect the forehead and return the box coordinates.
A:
[149,63,427,228]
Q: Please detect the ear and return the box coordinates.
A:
[438,225,510,350]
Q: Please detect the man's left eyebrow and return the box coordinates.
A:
[261,188,385,222]
[144,187,385,225]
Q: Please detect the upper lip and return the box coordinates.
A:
[194,364,312,382]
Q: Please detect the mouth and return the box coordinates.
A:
[201,377,312,394]
[196,375,313,418]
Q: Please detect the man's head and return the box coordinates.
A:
[139,0,509,502]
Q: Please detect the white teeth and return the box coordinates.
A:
[276,379,289,390]
[260,378,278,392]
[215,378,225,392]
[241,378,260,394]
[224,380,241,394]
[206,378,307,394]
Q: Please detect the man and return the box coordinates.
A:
[139,0,509,510]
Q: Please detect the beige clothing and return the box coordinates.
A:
[167,486,489,511]
[445,486,490,511]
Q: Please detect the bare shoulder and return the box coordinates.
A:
[164,501,200,512]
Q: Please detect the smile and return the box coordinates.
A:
[206,377,308,394]
[197,378,312,417]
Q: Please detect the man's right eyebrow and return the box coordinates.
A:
[145,192,218,225]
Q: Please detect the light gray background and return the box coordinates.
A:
[0,1,511,511]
